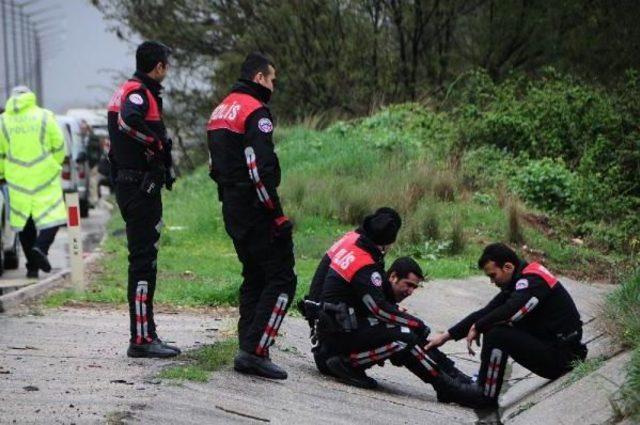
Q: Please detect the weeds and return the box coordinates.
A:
[158,338,238,382]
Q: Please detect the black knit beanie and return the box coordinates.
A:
[361,207,402,245]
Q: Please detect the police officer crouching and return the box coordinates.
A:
[107,41,179,358]
[301,207,470,396]
[426,243,588,408]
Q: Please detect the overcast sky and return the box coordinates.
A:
[42,0,138,113]
[0,0,137,113]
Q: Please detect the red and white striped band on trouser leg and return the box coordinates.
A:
[349,341,408,367]
[484,348,503,398]
[256,293,289,356]
[410,346,439,377]
[135,281,152,344]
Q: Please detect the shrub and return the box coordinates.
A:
[510,158,576,212]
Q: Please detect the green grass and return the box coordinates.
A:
[157,338,238,382]
[604,271,640,420]
[44,104,622,309]
[563,356,607,388]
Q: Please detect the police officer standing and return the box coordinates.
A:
[207,52,297,379]
[107,41,179,358]
[426,243,587,408]
[0,86,66,278]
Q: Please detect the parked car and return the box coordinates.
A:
[56,115,91,217]
[0,185,20,275]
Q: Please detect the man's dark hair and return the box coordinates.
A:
[136,41,172,73]
[478,243,521,269]
[387,257,424,280]
[240,52,275,80]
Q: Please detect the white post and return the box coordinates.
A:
[65,191,84,289]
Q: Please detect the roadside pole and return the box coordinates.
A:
[65,191,84,289]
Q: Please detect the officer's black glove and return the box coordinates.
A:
[271,215,293,240]
[164,138,174,169]
[165,166,176,191]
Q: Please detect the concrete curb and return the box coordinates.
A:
[0,268,70,313]
[0,249,104,313]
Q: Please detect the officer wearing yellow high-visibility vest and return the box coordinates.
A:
[0,86,66,278]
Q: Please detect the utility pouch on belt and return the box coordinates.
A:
[304,299,357,333]
[140,167,165,196]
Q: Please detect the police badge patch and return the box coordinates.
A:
[129,93,144,105]
[371,272,383,287]
[515,279,529,290]
[258,117,273,133]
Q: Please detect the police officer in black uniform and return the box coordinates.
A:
[304,207,468,397]
[302,249,471,390]
[107,41,179,358]
[426,243,588,408]
[206,52,297,379]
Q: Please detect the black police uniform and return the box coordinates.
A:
[207,79,297,357]
[107,70,173,349]
[446,261,587,407]
[316,230,462,391]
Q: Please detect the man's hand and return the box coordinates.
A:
[424,331,451,351]
[272,215,293,240]
[466,324,481,356]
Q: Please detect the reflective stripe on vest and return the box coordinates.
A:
[327,231,375,282]
[206,92,263,134]
[107,79,161,121]
[522,262,558,288]
[7,169,60,195]
[1,111,54,168]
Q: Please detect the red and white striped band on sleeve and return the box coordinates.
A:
[244,146,275,210]
[509,297,539,322]
[362,294,421,328]
[117,114,156,146]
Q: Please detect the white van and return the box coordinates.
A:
[56,116,91,217]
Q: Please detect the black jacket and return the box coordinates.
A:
[207,80,282,238]
[108,71,167,171]
[319,231,428,333]
[448,262,583,343]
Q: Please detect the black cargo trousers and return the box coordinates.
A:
[115,179,163,344]
[320,318,457,386]
[222,187,297,357]
[477,325,588,402]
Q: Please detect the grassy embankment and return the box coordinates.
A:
[604,271,640,420]
[46,103,619,309]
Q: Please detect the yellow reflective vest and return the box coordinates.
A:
[0,92,67,230]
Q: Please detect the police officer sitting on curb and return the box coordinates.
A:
[301,207,471,396]
[107,41,179,358]
[426,243,588,409]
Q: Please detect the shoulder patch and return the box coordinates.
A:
[129,93,144,105]
[258,117,273,133]
[371,272,383,287]
[515,279,529,290]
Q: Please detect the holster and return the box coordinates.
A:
[304,299,357,333]
[140,166,165,197]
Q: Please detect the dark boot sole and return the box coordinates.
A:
[233,359,288,380]
[326,358,377,389]
[127,349,179,358]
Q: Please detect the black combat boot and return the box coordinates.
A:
[31,247,52,273]
[326,356,378,389]
[434,375,498,409]
[234,350,288,380]
[152,337,181,354]
[127,339,180,358]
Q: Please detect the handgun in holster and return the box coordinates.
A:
[303,299,357,333]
